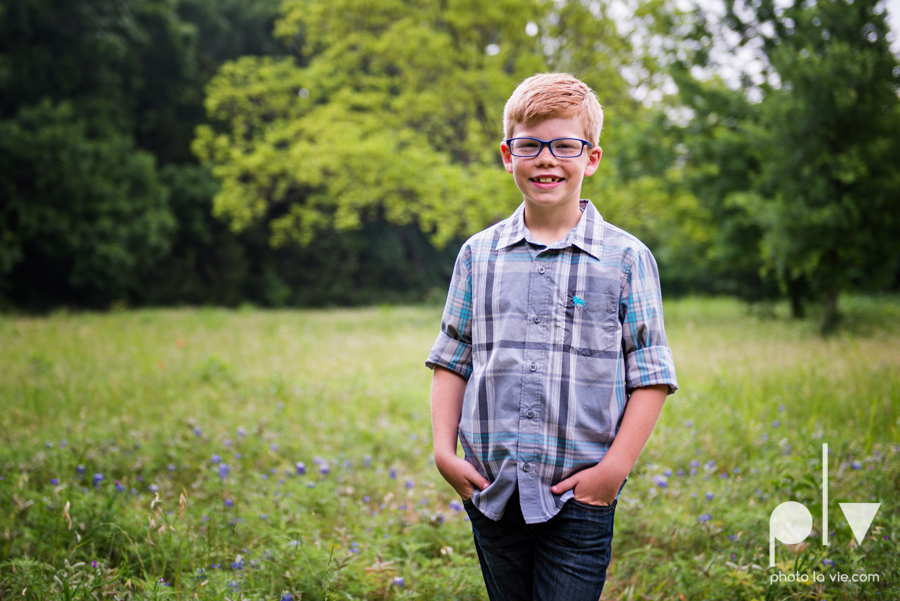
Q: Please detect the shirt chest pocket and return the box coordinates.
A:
[559,292,619,356]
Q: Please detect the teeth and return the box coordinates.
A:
[535,178,560,183]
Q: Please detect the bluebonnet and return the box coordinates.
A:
[705,492,715,501]
[296,462,306,475]
[218,463,230,479]
[193,427,202,436]
[211,454,221,465]
[50,478,59,485]
[392,577,405,587]
[224,499,234,508]
[697,513,712,524]
[77,465,86,475]
[653,475,668,488]
[93,473,104,487]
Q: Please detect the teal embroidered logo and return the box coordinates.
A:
[573,296,586,308]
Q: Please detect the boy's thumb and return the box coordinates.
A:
[551,476,576,495]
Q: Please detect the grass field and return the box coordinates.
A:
[1,297,898,600]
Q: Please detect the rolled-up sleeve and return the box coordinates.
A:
[621,248,678,394]
[425,245,473,379]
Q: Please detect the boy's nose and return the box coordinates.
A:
[534,145,558,163]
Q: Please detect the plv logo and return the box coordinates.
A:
[769,444,880,567]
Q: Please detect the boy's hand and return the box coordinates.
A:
[550,460,624,506]
[434,453,490,501]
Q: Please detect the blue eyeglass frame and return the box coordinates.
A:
[505,137,593,158]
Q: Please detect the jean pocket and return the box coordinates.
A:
[570,498,617,513]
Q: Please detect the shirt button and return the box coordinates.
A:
[533,315,541,324]
[530,363,537,372]
[526,410,534,419]
[522,463,531,473]
[538,266,546,274]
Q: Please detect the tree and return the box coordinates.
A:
[193,0,665,249]
[665,0,900,324]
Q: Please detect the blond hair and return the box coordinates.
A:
[502,73,604,145]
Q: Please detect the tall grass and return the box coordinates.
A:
[0,297,897,600]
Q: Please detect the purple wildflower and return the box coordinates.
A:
[653,475,668,488]
[211,454,221,465]
[697,513,712,524]
[218,463,230,479]
[50,478,59,485]
[77,465,86,475]
[705,491,715,501]
[193,426,202,436]
[392,576,405,587]
[296,462,306,475]
[224,498,234,508]
[93,473,104,487]
[450,500,464,512]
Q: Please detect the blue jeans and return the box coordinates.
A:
[464,490,616,601]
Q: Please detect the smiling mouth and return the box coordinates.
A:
[531,177,563,183]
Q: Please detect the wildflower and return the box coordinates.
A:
[450,500,464,512]
[772,420,780,427]
[235,453,242,459]
[281,594,293,601]
[343,459,352,469]
[684,420,693,427]
[77,465,86,475]
[691,492,698,498]
[392,576,405,587]
[720,472,728,479]
[823,559,834,566]
[296,462,306,475]
[851,461,862,470]
[733,467,740,474]
[405,479,415,489]
[211,454,221,465]
[677,469,685,477]
[259,513,268,520]
[231,559,244,570]
[93,473,104,487]
[653,475,668,489]
[363,495,371,502]
[224,439,232,446]
[218,463,230,479]
[705,492,715,501]
[663,468,673,477]
[224,498,234,508]
[389,468,397,479]
[193,426,202,436]
[319,464,330,476]
[237,426,246,437]
[704,460,715,469]
[92,561,98,568]
[761,433,768,441]
[364,455,372,467]
[697,513,712,524]
[270,443,279,452]
[689,460,699,468]
[159,578,168,586]
[228,581,239,590]
[306,481,316,488]
[115,480,124,492]
[50,478,59,485]
[149,484,159,493]
[45,441,52,448]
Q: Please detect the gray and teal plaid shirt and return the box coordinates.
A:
[426,199,678,524]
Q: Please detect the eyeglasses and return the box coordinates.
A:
[506,137,593,158]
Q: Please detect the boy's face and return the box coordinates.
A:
[501,116,602,213]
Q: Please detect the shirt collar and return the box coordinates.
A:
[497,199,605,260]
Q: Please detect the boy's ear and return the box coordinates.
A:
[583,146,602,177]
[500,142,514,174]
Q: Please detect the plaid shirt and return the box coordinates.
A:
[426,200,678,524]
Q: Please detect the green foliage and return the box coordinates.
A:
[0,101,174,306]
[663,0,900,318]
[194,0,664,248]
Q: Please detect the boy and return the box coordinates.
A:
[425,73,678,600]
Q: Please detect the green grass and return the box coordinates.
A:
[0,297,898,600]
